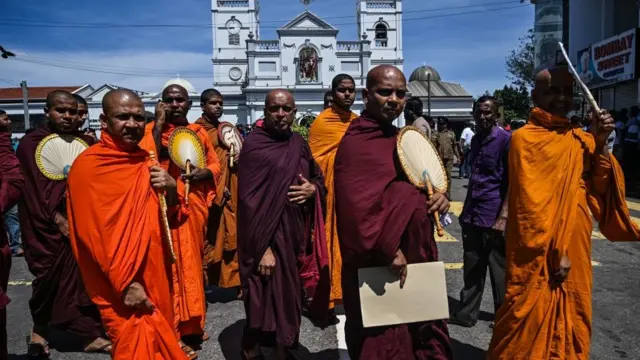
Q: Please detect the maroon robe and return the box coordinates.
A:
[15,125,103,339]
[334,114,452,360]
[0,131,24,359]
[238,127,326,348]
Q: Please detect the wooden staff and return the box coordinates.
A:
[423,171,444,237]
[148,151,176,263]
[185,159,191,206]
[558,42,601,113]
[229,143,235,168]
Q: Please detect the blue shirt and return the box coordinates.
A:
[460,126,510,228]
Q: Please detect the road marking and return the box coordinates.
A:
[8,280,32,286]
[449,201,463,217]
[335,314,349,360]
[444,261,602,269]
[435,230,458,242]
[627,200,640,212]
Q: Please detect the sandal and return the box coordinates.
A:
[84,339,112,354]
[181,343,198,360]
[202,331,210,342]
[26,336,50,359]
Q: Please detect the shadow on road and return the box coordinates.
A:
[447,296,495,322]
[451,338,487,359]
[206,285,240,304]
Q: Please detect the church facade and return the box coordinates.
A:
[211,0,404,125]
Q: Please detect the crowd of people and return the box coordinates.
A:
[0,64,638,360]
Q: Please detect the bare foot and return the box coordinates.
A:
[180,341,198,360]
[84,337,112,353]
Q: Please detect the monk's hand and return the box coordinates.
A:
[288,174,316,204]
[426,192,450,214]
[54,212,70,237]
[590,109,615,149]
[391,249,408,289]
[182,165,213,183]
[552,254,571,286]
[154,101,168,131]
[123,282,155,312]
[150,166,176,191]
[258,247,276,277]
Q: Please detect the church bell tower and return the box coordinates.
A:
[357,0,404,71]
[212,0,261,94]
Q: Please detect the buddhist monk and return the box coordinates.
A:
[488,67,640,360]
[73,94,89,131]
[195,89,241,293]
[138,84,221,359]
[323,91,334,110]
[0,109,24,360]
[309,74,358,316]
[16,90,111,357]
[238,89,327,360]
[66,89,189,360]
[334,65,453,360]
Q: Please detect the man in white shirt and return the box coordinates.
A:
[459,121,475,178]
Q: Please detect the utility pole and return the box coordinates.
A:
[427,72,432,117]
[21,81,30,130]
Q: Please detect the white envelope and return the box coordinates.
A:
[358,261,449,328]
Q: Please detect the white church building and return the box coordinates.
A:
[212,0,404,125]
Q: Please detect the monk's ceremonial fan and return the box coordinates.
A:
[35,134,89,181]
[168,127,206,205]
[217,122,243,168]
[396,126,448,237]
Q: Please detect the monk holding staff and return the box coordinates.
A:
[139,84,221,358]
[334,65,452,359]
[238,89,326,360]
[195,89,241,293]
[67,89,188,360]
[488,67,640,359]
[309,74,358,316]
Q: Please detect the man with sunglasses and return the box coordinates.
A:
[16,90,111,356]
[449,95,509,329]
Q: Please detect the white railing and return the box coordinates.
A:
[367,1,395,9]
[256,40,280,51]
[217,1,249,7]
[337,41,360,52]
[375,39,388,47]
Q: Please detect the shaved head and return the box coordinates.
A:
[163,84,189,99]
[161,84,192,124]
[46,90,76,109]
[532,66,574,117]
[100,89,146,150]
[363,65,407,124]
[264,89,297,134]
[102,89,144,115]
[45,90,79,133]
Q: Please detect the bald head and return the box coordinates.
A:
[161,84,192,124]
[363,65,407,124]
[45,90,80,133]
[102,89,144,115]
[46,90,76,110]
[100,89,146,150]
[162,84,189,99]
[263,89,297,134]
[532,66,574,117]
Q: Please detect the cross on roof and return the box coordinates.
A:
[300,0,313,11]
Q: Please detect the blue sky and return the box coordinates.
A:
[0,0,534,96]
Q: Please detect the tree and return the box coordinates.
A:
[493,85,531,122]
[506,28,535,88]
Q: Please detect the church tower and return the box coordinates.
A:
[357,0,403,71]
[212,0,260,94]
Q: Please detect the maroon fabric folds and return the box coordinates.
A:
[334,114,452,360]
[0,131,23,360]
[15,126,103,338]
[237,128,326,347]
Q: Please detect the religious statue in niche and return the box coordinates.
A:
[299,47,318,83]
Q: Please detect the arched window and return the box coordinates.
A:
[375,23,388,47]
[229,33,240,45]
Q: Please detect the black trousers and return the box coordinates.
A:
[454,224,506,324]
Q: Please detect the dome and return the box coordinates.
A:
[163,75,197,94]
[409,66,442,82]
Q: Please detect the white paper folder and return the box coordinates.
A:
[358,261,449,328]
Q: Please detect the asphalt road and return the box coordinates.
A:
[5,178,640,360]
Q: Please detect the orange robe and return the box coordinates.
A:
[195,118,241,288]
[66,132,188,360]
[488,107,640,360]
[139,122,221,337]
[308,107,357,308]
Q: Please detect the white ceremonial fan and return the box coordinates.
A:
[217,122,243,168]
[168,127,206,205]
[35,134,89,181]
[397,126,448,237]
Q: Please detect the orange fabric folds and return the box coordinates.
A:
[66,132,187,360]
[308,107,357,308]
[139,122,220,336]
[488,107,639,360]
[195,118,240,288]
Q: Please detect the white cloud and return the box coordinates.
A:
[1,50,214,94]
